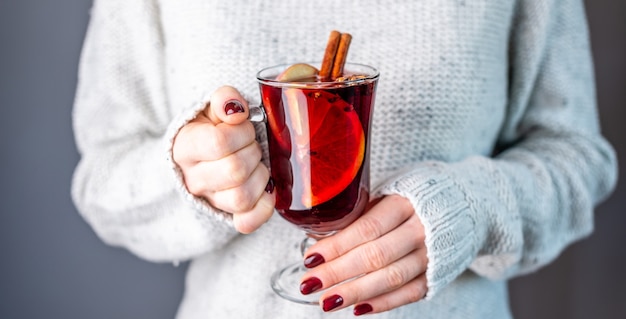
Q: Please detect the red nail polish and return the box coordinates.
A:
[322,294,343,312]
[354,303,373,316]
[265,177,275,194]
[300,277,322,295]
[304,253,325,268]
[224,100,245,115]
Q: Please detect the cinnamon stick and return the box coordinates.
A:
[319,30,341,81]
[330,32,352,80]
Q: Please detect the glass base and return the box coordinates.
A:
[271,262,322,305]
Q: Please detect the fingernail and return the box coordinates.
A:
[224,100,245,115]
[264,177,275,194]
[300,277,323,295]
[322,294,343,312]
[304,253,325,268]
[354,303,373,316]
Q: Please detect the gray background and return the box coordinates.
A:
[0,0,623,318]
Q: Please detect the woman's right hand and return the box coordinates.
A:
[172,86,275,234]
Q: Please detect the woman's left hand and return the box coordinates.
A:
[301,195,429,315]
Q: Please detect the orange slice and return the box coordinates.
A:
[284,89,365,207]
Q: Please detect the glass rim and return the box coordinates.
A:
[256,62,380,88]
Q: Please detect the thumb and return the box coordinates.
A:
[204,86,250,125]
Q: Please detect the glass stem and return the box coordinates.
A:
[300,237,316,256]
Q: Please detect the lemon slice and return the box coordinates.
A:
[276,63,319,82]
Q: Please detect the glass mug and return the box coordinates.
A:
[249,62,379,304]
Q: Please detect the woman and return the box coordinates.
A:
[72,0,617,318]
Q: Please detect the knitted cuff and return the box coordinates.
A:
[373,162,486,299]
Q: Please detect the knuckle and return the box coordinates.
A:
[385,264,407,289]
[233,214,255,234]
[242,120,256,137]
[406,215,425,241]
[185,176,207,195]
[225,156,249,186]
[171,142,187,165]
[350,287,365,304]
[418,251,429,272]
[323,264,342,285]
[326,240,344,261]
[258,164,271,184]
[249,194,275,225]
[406,281,427,303]
[204,127,229,157]
[258,193,276,212]
[356,216,384,241]
[361,243,389,271]
[230,189,255,212]
[251,141,263,161]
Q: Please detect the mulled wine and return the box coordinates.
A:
[258,64,378,235]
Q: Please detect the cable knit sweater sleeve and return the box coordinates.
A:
[374,0,617,299]
[71,0,239,263]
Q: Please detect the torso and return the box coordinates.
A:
[161,1,517,318]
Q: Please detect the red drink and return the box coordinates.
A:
[258,64,378,235]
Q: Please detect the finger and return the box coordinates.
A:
[208,162,270,213]
[175,120,256,165]
[184,142,262,194]
[352,273,428,316]
[232,188,276,234]
[205,86,250,125]
[301,214,423,292]
[304,195,416,267]
[318,248,427,313]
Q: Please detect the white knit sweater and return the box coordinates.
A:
[72,0,617,318]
